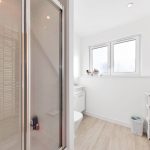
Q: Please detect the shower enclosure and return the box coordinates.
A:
[0,0,65,150]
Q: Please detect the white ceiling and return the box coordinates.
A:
[74,0,150,37]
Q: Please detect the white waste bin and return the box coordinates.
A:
[131,116,144,136]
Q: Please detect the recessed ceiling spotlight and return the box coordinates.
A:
[0,0,2,3]
[128,2,134,8]
[46,16,50,20]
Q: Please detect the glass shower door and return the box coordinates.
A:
[0,0,22,150]
[30,0,63,149]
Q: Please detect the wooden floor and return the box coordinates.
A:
[75,116,150,150]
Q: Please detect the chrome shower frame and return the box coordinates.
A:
[21,0,66,150]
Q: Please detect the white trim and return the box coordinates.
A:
[66,0,74,150]
[85,111,130,128]
[80,74,150,79]
[111,35,141,76]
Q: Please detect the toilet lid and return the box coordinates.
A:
[74,111,83,122]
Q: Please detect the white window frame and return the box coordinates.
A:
[111,35,140,76]
[89,43,111,75]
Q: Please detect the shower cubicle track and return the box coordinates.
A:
[21,0,66,150]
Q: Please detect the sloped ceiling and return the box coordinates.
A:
[74,0,150,36]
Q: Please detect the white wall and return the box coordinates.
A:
[79,17,150,127]
[73,34,81,83]
[80,76,150,127]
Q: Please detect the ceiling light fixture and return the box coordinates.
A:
[0,0,2,3]
[46,16,50,20]
[128,2,134,8]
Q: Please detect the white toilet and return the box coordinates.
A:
[74,111,83,131]
[74,85,85,131]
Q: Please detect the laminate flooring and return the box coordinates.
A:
[75,115,150,150]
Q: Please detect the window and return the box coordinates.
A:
[89,35,140,76]
[90,44,110,75]
[113,40,136,73]
[111,36,140,75]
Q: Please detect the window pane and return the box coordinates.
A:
[92,46,108,74]
[114,40,136,73]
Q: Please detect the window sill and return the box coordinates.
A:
[80,74,150,79]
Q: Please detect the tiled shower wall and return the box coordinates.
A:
[0,25,20,121]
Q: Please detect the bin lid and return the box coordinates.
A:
[131,116,144,122]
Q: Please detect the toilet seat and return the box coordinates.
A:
[74,111,83,122]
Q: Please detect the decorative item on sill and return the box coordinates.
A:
[86,70,92,75]
[86,68,99,76]
[93,69,99,75]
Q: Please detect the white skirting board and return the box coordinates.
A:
[84,111,130,128]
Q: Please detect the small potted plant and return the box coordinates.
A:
[86,69,99,76]
[93,69,99,75]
